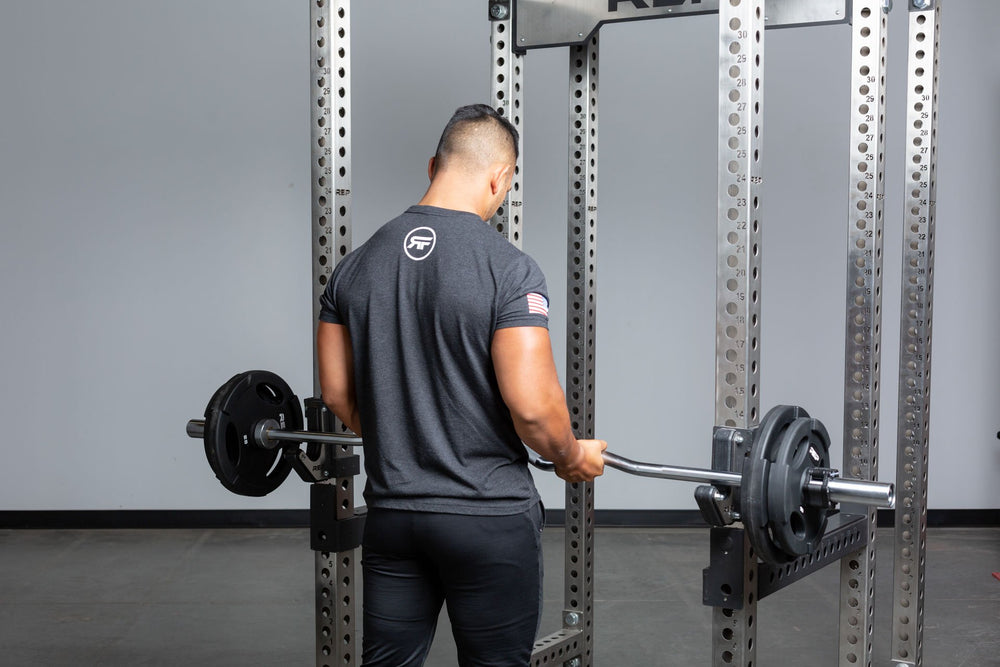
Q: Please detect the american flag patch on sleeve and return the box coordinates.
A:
[526,293,549,317]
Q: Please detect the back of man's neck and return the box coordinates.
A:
[417,188,486,220]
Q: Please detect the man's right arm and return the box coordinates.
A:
[316,321,362,436]
[491,326,605,483]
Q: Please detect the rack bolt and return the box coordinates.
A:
[564,611,581,627]
[911,0,930,8]
[490,3,509,20]
[565,659,581,667]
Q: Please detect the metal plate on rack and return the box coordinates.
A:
[512,0,848,50]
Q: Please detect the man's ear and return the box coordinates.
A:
[490,163,514,195]
[427,156,437,181]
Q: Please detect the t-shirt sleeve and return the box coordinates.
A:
[495,254,549,330]
[318,275,343,324]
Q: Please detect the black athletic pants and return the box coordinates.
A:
[360,503,544,667]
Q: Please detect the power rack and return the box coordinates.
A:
[295,1,939,665]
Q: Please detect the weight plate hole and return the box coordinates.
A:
[790,511,806,539]
[225,424,241,465]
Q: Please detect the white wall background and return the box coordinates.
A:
[0,1,996,511]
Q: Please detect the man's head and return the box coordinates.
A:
[418,104,520,221]
[432,104,520,176]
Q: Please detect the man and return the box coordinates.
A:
[317,104,606,667]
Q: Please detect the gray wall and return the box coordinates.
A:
[0,1,996,511]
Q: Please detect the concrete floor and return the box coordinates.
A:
[0,526,996,666]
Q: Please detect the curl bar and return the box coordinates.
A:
[186,376,895,509]
[187,413,891,509]
[186,371,893,563]
[188,413,893,508]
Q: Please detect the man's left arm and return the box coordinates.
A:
[316,321,362,435]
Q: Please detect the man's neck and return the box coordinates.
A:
[417,176,488,220]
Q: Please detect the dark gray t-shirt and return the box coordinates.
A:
[319,205,549,515]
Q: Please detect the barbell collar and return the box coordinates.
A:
[254,418,281,450]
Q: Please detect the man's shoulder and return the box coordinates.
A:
[340,212,413,259]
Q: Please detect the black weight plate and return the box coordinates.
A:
[742,405,809,565]
[203,370,302,497]
[765,416,830,558]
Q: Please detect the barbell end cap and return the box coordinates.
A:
[186,419,206,439]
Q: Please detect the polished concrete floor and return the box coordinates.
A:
[0,526,996,666]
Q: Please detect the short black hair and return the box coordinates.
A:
[433,104,520,171]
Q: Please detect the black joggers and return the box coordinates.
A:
[360,503,544,667]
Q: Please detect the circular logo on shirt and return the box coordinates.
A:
[403,226,437,261]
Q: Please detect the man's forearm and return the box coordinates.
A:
[510,400,581,468]
[321,394,362,436]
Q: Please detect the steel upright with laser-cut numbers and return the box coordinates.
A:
[490,1,525,247]
[838,2,889,666]
[556,34,601,667]
[310,1,358,665]
[891,4,941,665]
[713,1,765,664]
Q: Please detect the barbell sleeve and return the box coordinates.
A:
[821,476,895,508]
[186,420,205,439]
